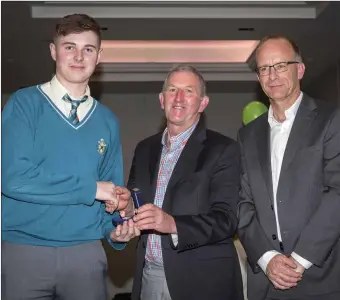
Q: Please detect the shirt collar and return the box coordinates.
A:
[268,92,303,128]
[161,119,199,150]
[50,75,91,101]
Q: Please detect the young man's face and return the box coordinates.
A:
[50,31,101,85]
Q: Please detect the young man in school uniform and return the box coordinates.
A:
[1,14,138,300]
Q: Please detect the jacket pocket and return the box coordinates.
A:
[196,242,236,260]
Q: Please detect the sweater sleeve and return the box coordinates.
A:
[1,92,97,206]
[98,113,126,250]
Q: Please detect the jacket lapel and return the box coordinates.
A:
[167,132,205,191]
[280,95,317,174]
[148,134,162,204]
[256,115,275,205]
[163,119,206,212]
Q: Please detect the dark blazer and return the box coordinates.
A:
[129,118,243,300]
[237,94,340,300]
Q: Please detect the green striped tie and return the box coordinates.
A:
[62,94,88,125]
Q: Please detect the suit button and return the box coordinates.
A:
[272,234,277,240]
[280,242,284,251]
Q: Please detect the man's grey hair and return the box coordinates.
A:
[255,34,303,63]
[162,64,207,98]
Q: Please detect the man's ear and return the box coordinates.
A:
[198,96,209,113]
[96,48,103,65]
[159,92,165,110]
[50,43,57,62]
[297,62,306,80]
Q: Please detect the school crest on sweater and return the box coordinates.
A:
[98,139,107,155]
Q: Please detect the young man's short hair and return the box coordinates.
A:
[54,14,101,45]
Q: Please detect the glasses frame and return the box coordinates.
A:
[256,61,300,76]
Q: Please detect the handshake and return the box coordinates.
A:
[95,181,177,242]
[96,181,141,242]
[95,181,135,216]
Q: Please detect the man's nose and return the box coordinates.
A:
[268,66,278,80]
[175,89,185,101]
[74,49,84,62]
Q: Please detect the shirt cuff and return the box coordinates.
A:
[171,233,178,247]
[106,235,126,251]
[291,251,313,269]
[257,250,281,274]
[125,197,136,218]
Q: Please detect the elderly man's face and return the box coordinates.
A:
[159,71,209,134]
[256,38,305,104]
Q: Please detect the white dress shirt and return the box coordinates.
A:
[40,75,93,121]
[258,92,313,273]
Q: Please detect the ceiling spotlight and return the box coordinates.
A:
[238,28,255,31]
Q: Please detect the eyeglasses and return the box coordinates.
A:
[256,61,300,76]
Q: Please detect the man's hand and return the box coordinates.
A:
[116,186,134,216]
[96,181,117,202]
[133,203,177,234]
[290,256,305,275]
[104,186,132,214]
[96,182,119,213]
[110,219,140,242]
[266,254,302,290]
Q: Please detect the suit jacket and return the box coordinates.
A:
[237,94,340,300]
[129,118,243,300]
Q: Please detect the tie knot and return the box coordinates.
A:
[62,94,88,125]
[62,94,88,108]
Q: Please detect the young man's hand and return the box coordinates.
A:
[110,219,140,242]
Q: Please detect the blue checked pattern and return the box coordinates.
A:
[145,121,198,265]
[62,94,88,124]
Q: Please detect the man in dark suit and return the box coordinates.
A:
[128,64,243,300]
[237,34,340,300]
